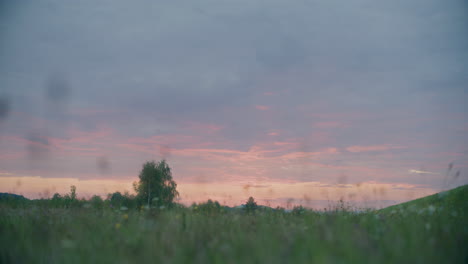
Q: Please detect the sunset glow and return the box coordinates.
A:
[0,0,467,208]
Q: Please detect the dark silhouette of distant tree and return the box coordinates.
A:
[107,191,136,209]
[245,196,258,213]
[193,199,222,214]
[69,185,77,200]
[109,192,124,208]
[90,195,104,209]
[134,160,179,208]
[51,185,80,208]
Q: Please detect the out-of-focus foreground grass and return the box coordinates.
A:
[1,185,467,264]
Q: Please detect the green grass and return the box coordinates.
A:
[379,184,468,214]
[1,185,467,263]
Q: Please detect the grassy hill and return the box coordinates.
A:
[379,184,468,215]
[0,193,28,200]
[0,193,29,208]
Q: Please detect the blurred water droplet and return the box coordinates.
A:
[96,156,111,174]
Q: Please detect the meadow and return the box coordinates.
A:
[1,185,467,264]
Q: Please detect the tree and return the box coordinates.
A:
[69,185,77,200]
[109,191,125,208]
[90,195,104,209]
[245,196,258,213]
[108,191,136,209]
[61,185,79,208]
[134,160,179,208]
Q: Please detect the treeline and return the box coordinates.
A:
[1,185,226,210]
[0,185,311,216]
[0,186,134,210]
[0,160,312,215]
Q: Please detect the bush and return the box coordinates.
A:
[108,192,136,209]
[193,199,222,214]
[292,205,306,215]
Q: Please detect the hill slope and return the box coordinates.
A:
[380,184,468,214]
[0,193,28,201]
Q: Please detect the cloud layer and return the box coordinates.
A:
[0,0,467,205]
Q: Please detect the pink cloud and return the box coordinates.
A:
[40,126,114,156]
[255,105,270,111]
[266,129,281,137]
[308,131,333,145]
[183,121,223,134]
[0,126,116,160]
[278,147,339,161]
[3,135,46,146]
[126,135,193,145]
[48,126,113,146]
[116,143,155,154]
[346,144,406,153]
[273,141,300,148]
[314,121,346,129]
[0,153,24,161]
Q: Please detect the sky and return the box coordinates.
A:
[0,0,467,208]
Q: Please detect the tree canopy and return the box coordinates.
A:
[134,160,179,208]
[245,196,258,213]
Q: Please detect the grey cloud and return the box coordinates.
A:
[0,95,11,122]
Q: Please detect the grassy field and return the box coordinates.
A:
[1,185,467,264]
